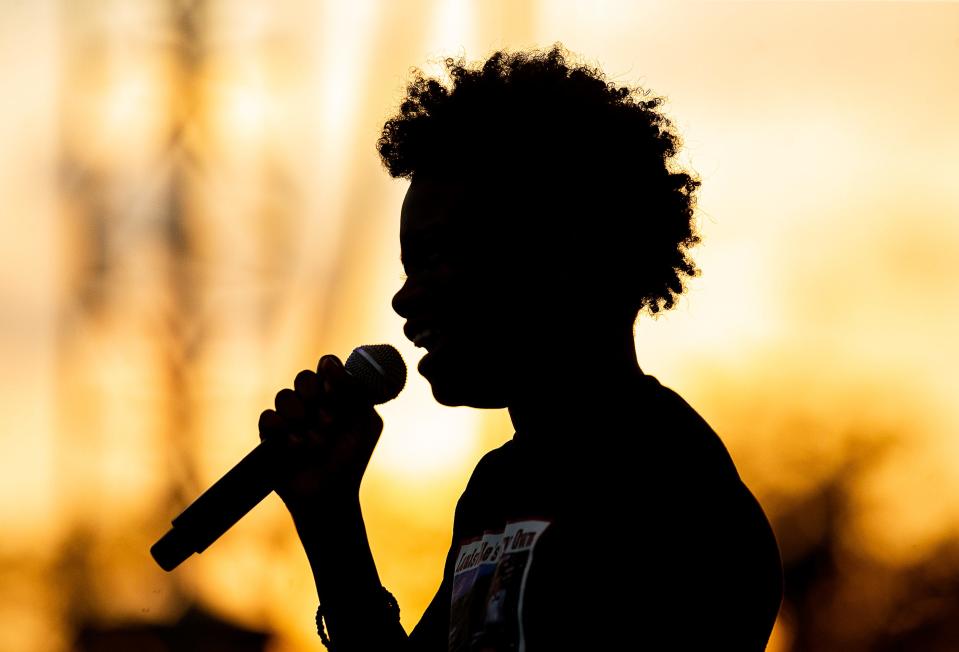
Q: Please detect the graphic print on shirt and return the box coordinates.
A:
[448,519,551,652]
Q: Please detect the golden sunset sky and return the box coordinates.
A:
[0,1,957,650]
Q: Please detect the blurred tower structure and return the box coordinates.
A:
[55,0,215,635]
[53,0,334,645]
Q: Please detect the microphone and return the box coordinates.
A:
[150,344,406,572]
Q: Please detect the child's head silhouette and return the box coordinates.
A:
[384,44,701,409]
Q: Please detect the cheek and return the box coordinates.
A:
[451,281,519,342]
[444,252,543,346]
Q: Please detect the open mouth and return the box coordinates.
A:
[416,333,453,376]
[411,327,444,350]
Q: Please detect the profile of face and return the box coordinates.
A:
[392,177,542,408]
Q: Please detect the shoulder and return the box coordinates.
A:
[561,374,783,643]
[638,373,740,481]
[638,374,783,642]
[637,375,780,556]
[457,440,516,500]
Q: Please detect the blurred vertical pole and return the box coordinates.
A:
[161,0,206,525]
[52,0,210,634]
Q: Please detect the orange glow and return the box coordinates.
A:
[2,1,958,650]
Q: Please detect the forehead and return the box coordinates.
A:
[399,177,469,241]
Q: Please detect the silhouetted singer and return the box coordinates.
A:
[258,45,783,651]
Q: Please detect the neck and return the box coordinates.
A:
[506,323,643,440]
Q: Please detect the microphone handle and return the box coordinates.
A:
[151,438,280,571]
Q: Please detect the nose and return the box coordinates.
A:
[392,278,412,319]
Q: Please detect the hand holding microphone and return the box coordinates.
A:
[259,352,386,510]
[151,344,406,571]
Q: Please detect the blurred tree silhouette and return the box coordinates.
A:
[73,604,270,652]
[773,439,959,651]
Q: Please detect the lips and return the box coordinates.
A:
[404,322,445,350]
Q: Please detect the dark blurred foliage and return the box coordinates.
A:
[773,444,959,651]
[55,440,959,651]
[73,605,270,652]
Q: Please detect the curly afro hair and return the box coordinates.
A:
[378,44,701,319]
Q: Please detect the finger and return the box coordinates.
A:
[316,355,348,411]
[275,388,305,423]
[301,427,329,450]
[316,354,342,376]
[319,354,366,408]
[316,355,345,397]
[316,405,335,430]
[322,355,345,394]
[258,409,284,440]
[294,369,320,402]
[287,430,306,448]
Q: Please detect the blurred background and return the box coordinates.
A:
[1,0,957,650]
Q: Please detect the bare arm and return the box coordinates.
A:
[260,355,412,650]
[288,496,408,649]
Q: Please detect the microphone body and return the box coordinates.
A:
[151,441,278,571]
[151,344,406,571]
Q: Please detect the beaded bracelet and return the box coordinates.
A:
[315,586,400,650]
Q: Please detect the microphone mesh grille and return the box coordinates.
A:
[345,344,407,404]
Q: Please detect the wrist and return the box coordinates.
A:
[286,490,362,525]
[317,586,401,650]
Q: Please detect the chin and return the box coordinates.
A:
[431,386,508,409]
[420,353,509,409]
